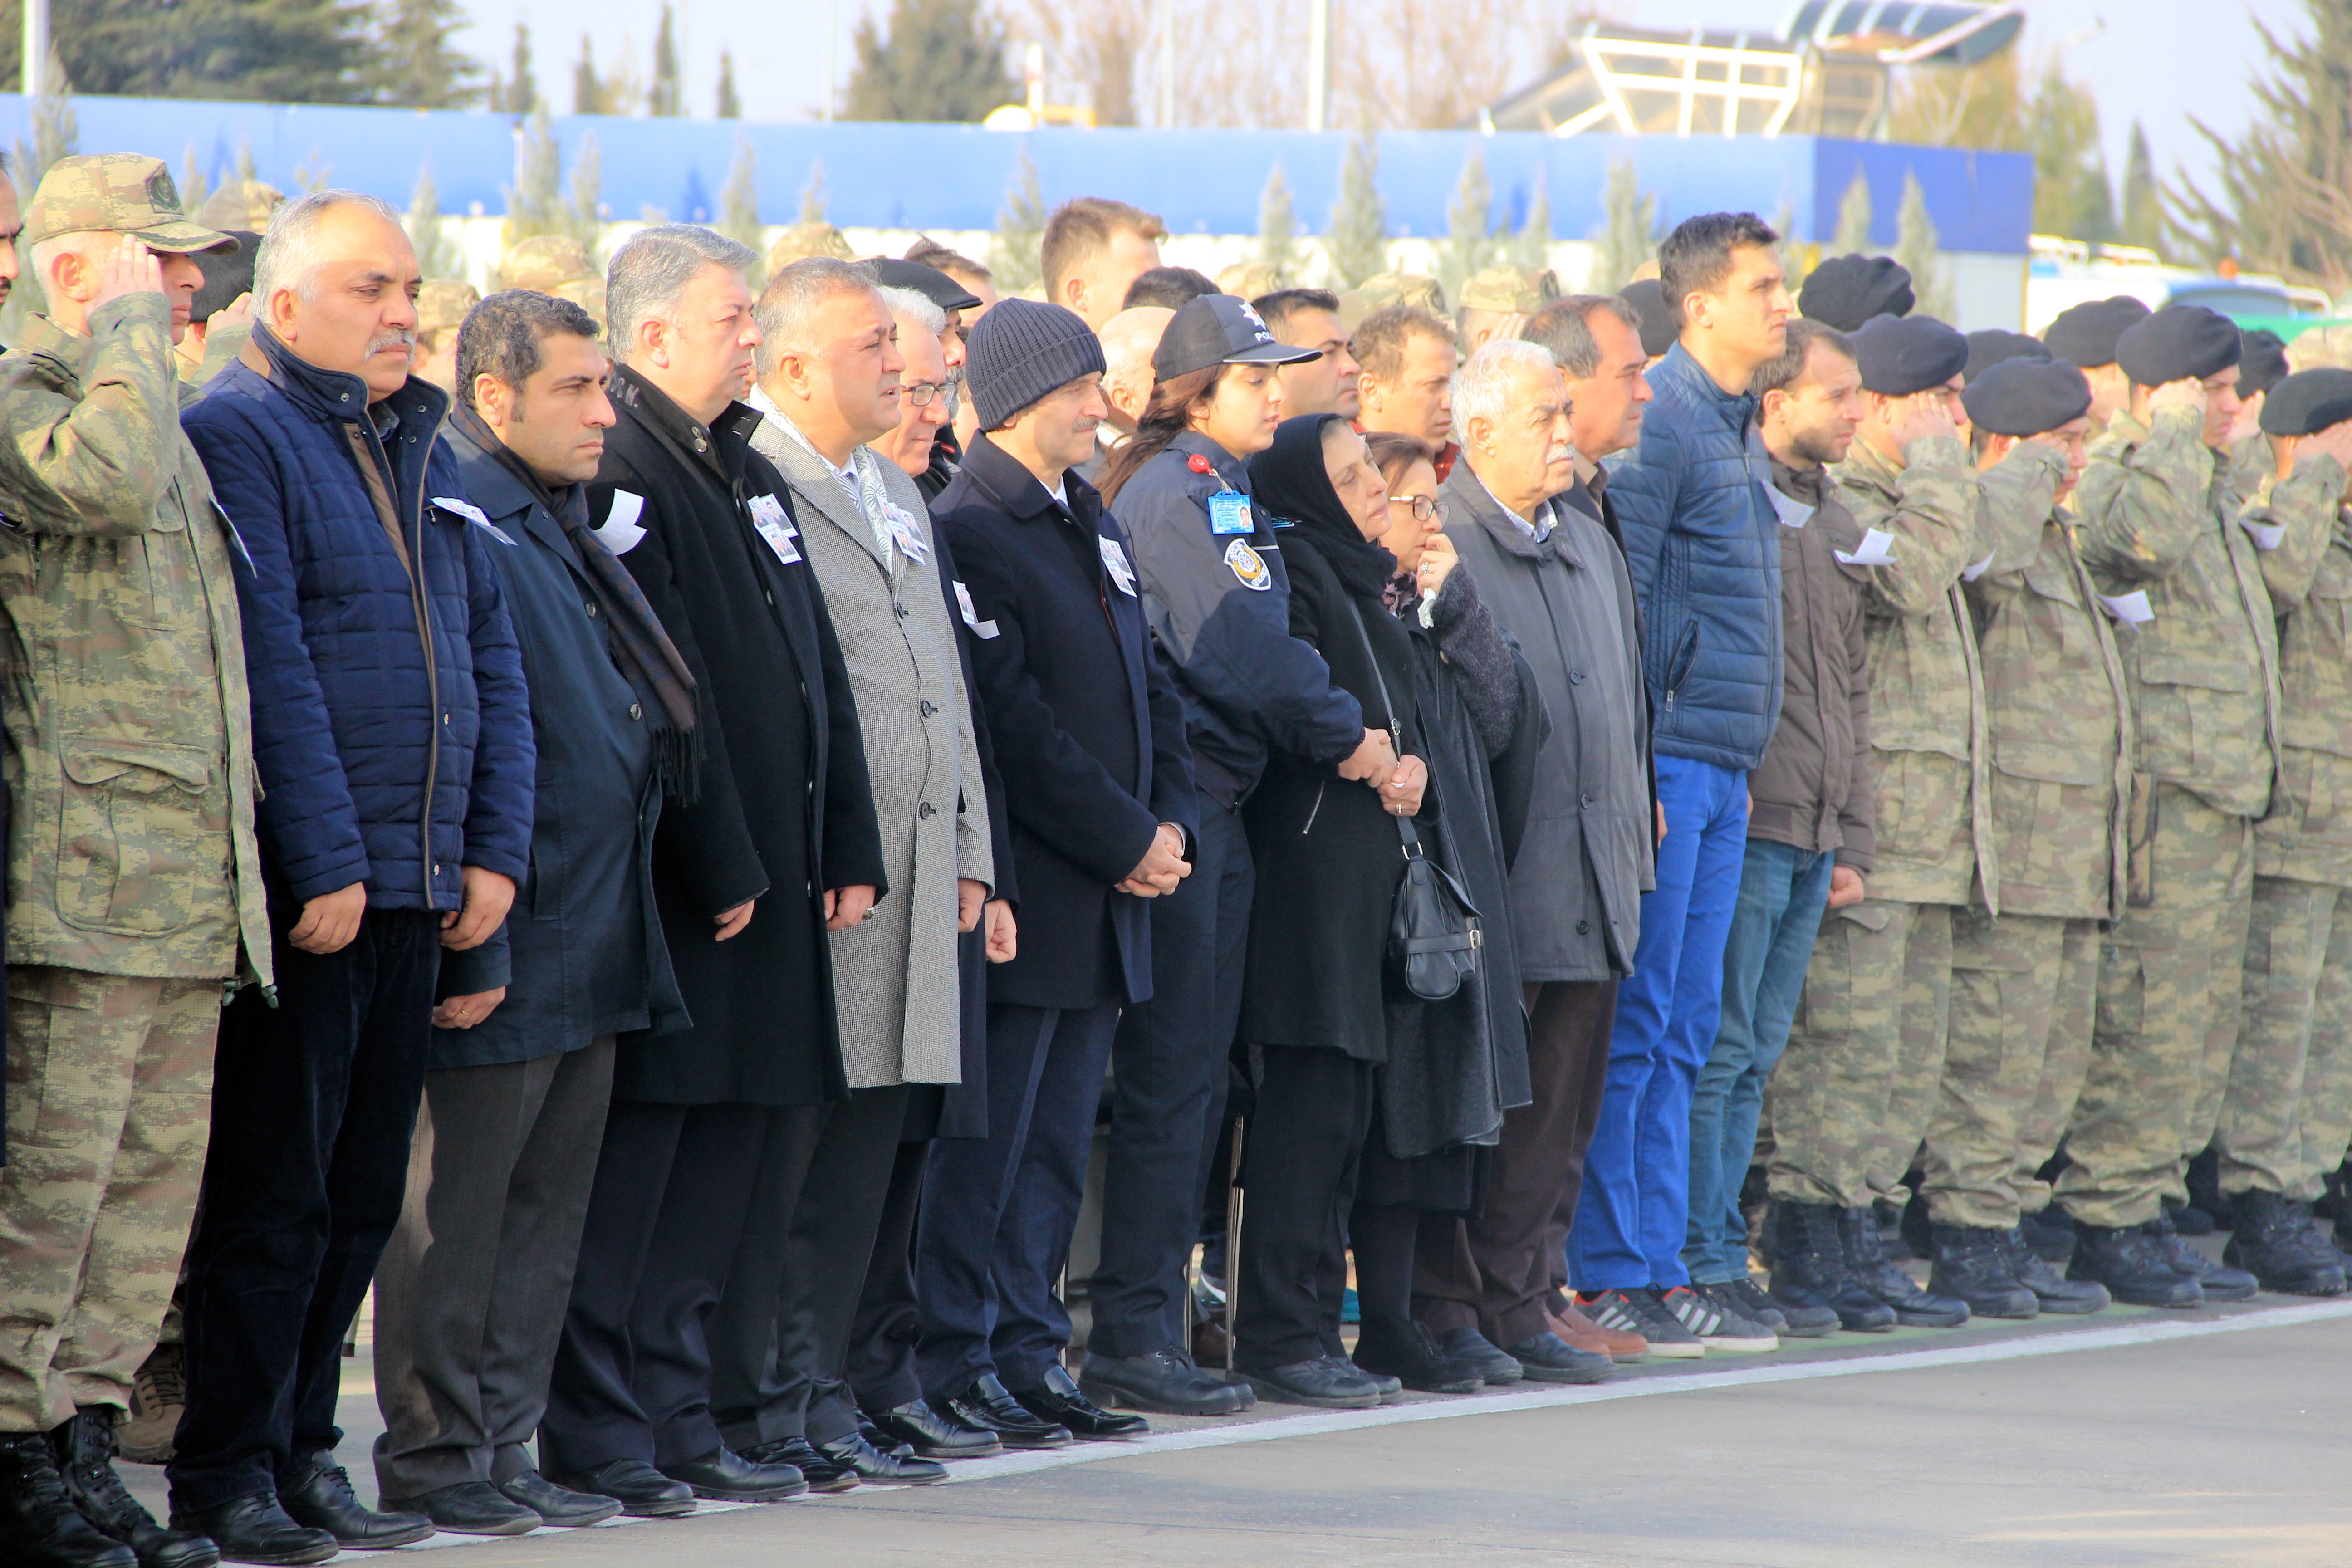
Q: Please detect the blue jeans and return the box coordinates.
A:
[1569,755,1750,1292]
[1683,838,1835,1284]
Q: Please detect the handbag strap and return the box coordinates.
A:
[1338,594,1424,857]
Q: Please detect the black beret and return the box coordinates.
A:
[2258,368,2352,436]
[2043,295,2151,368]
[191,232,261,322]
[1617,278,1676,358]
[1964,329,2052,386]
[2116,304,2243,387]
[1961,358,2093,437]
[1798,254,1914,333]
[1851,314,1969,397]
[2238,328,2290,398]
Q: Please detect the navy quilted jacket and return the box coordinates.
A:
[1605,343,1784,772]
[183,327,534,911]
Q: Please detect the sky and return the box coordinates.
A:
[453,0,2307,198]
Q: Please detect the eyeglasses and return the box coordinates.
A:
[1389,494,1446,523]
[902,381,946,407]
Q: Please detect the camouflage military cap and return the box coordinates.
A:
[550,275,608,332]
[1458,264,1561,316]
[194,180,285,235]
[2286,324,2352,375]
[415,278,480,336]
[1215,260,1284,300]
[23,154,236,253]
[1355,271,1447,315]
[765,222,855,272]
[500,234,594,291]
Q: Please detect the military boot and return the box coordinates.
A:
[1998,1229,2108,1314]
[2066,1219,2202,1307]
[51,1411,215,1568]
[1762,1200,1895,1332]
[1841,1206,1970,1327]
[0,1430,134,1568]
[1927,1225,2038,1319]
[2222,1190,2349,1297]
[2017,1205,2075,1263]
[2145,1211,2257,1300]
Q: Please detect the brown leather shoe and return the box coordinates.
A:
[1551,1303,1647,1362]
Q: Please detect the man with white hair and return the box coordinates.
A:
[173,188,535,1561]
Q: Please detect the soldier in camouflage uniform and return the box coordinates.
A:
[2058,304,2330,1305]
[1769,314,1985,1328]
[1914,358,2129,1320]
[0,154,265,1568]
[409,279,480,395]
[2211,369,2352,1296]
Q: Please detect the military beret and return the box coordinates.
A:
[2258,368,2352,436]
[1797,254,1914,333]
[1963,329,2052,386]
[2239,328,2290,399]
[2116,304,2243,387]
[1961,358,2093,437]
[1617,278,1676,358]
[2042,296,2151,368]
[1851,314,1968,397]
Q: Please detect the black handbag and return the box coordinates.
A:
[1341,596,1482,1001]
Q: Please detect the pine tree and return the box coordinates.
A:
[1589,154,1657,294]
[846,0,1018,122]
[235,141,256,183]
[406,163,462,278]
[4,46,76,338]
[1507,167,1552,270]
[1893,171,1953,321]
[503,102,562,249]
[370,0,485,108]
[2,0,376,106]
[179,147,213,227]
[1323,132,1388,289]
[717,48,742,118]
[565,133,605,257]
[1257,164,1298,278]
[991,147,1046,295]
[720,135,763,271]
[799,160,828,224]
[1436,148,1496,305]
[573,35,608,115]
[650,5,682,116]
[2024,64,2112,243]
[500,23,536,115]
[1832,170,1873,254]
[2119,121,2163,253]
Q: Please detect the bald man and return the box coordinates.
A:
[1081,305,1173,485]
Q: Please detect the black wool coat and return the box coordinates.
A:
[589,367,885,1107]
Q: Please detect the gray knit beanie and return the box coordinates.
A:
[968,298,1107,430]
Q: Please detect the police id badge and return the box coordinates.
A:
[1208,490,1255,535]
[1224,539,1273,591]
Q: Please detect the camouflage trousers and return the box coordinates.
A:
[2057,785,2254,1228]
[2215,878,2352,1200]
[0,967,219,1431]
[1921,911,2100,1230]
[1767,898,1953,1210]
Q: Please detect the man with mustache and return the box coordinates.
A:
[173,191,534,1564]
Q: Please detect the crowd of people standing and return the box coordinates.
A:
[0,146,2349,1568]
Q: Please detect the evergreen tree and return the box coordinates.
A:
[2173,0,2352,284]
[406,163,462,278]
[717,48,742,118]
[799,160,828,224]
[1322,131,1387,289]
[1436,148,1496,305]
[2119,121,2164,253]
[573,35,608,115]
[1507,166,1552,271]
[503,102,562,250]
[179,147,213,227]
[4,46,75,338]
[369,0,484,108]
[650,5,682,116]
[845,0,1017,122]
[720,135,763,278]
[1770,201,1808,294]
[991,147,1046,295]
[1589,154,1657,294]
[0,0,376,105]
[1257,164,1298,278]
[2023,64,2112,243]
[1832,170,1873,254]
[564,133,605,257]
[500,23,536,115]
[1893,172,1954,321]
[235,141,256,182]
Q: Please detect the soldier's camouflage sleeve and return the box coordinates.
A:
[2241,451,2344,607]
[0,294,181,537]
[1972,441,2067,584]
[1844,434,1976,617]
[2074,405,2212,581]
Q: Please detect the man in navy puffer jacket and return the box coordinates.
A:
[169,191,534,1562]
[1571,213,1794,1352]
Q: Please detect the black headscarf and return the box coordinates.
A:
[1247,413,1398,601]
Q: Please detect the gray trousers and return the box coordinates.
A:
[372,1038,615,1497]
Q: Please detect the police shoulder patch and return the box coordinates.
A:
[1224,539,1272,591]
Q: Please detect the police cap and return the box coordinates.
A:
[1153,294,1318,381]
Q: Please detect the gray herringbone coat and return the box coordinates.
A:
[750,397,991,1089]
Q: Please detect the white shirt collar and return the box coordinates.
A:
[1472,469,1554,542]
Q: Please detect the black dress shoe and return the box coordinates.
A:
[495,1470,620,1528]
[1350,1326,1482,1394]
[1431,1325,1524,1386]
[1503,1330,1615,1386]
[50,1411,217,1568]
[938,1375,1073,1449]
[815,1434,946,1485]
[1079,1348,1250,1415]
[165,1495,335,1568]
[547,1459,694,1518]
[867,1399,1002,1459]
[657,1446,807,1502]
[1007,1365,1149,1441]
[1238,1357,1381,1409]
[275,1455,434,1548]
[0,1429,139,1568]
[855,1416,915,1458]
[740,1437,856,1494]
[379,1481,535,1537]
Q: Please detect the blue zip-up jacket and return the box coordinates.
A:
[184,327,534,911]
[1603,343,1785,772]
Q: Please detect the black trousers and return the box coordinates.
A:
[539,1100,769,1474]
[708,1083,909,1449]
[372,1039,616,1496]
[847,1130,931,1415]
[1231,1045,1378,1373]
[170,907,441,1514]
[1088,801,1254,1359]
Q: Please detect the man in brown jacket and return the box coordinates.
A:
[1688,319,1888,1335]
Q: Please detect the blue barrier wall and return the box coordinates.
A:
[0,94,2034,253]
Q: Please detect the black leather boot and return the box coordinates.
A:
[2145,1211,2257,1300]
[2223,1190,2349,1296]
[1927,1225,2038,1319]
[50,1411,216,1568]
[0,1431,135,1568]
[1999,1230,2109,1314]
[1841,1206,1970,1327]
[2066,1220,2202,1307]
[1764,1200,1895,1332]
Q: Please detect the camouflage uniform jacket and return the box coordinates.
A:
[2248,470,2352,888]
[2074,406,2315,822]
[1831,431,1997,911]
[1962,441,2133,921]
[0,298,270,985]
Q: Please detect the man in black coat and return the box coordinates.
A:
[926,300,1199,1446]
[539,226,884,1514]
